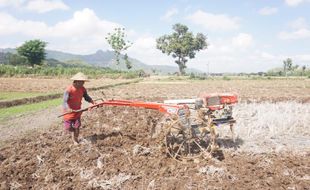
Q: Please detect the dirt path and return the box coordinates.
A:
[0,99,97,147]
[0,106,62,147]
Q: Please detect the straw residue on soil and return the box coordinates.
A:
[1,106,309,189]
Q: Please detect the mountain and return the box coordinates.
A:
[0,48,203,74]
[0,48,16,54]
[46,49,114,67]
[46,49,203,74]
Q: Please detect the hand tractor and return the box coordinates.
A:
[60,93,238,162]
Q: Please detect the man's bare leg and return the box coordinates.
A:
[72,128,80,145]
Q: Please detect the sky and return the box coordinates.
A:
[0,0,310,73]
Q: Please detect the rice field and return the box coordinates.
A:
[0,77,309,189]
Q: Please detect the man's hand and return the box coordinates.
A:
[66,108,73,113]
[88,100,96,111]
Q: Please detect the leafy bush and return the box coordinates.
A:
[223,76,231,80]
[189,72,208,80]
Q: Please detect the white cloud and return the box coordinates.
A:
[128,36,175,66]
[186,10,240,31]
[49,9,122,53]
[160,8,178,22]
[0,0,69,13]
[297,54,310,61]
[272,53,310,66]
[185,35,304,73]
[0,9,122,53]
[258,7,278,15]
[285,0,305,7]
[131,36,155,50]
[0,0,25,7]
[278,28,310,39]
[255,52,310,68]
[0,9,120,38]
[232,33,253,48]
[278,17,310,40]
[185,36,266,73]
[51,8,119,37]
[0,12,49,36]
[260,52,276,59]
[288,17,308,29]
[25,0,69,13]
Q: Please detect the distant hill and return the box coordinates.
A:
[0,48,203,74]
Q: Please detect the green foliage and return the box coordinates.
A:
[0,52,6,64]
[64,59,89,67]
[0,52,26,65]
[0,98,62,121]
[0,92,44,101]
[165,76,189,81]
[17,39,47,67]
[283,58,296,77]
[267,64,310,77]
[105,28,132,66]
[266,67,283,76]
[156,23,208,75]
[223,76,231,80]
[301,65,306,76]
[7,53,27,65]
[0,64,141,78]
[124,54,132,70]
[189,72,208,80]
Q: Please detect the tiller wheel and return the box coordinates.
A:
[161,109,218,162]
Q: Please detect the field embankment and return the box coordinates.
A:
[0,77,141,108]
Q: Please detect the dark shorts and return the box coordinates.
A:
[64,118,81,132]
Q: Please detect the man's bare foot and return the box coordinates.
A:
[73,140,79,145]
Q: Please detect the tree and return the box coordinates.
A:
[302,65,306,76]
[156,23,208,75]
[105,28,132,68]
[283,58,293,77]
[17,39,47,67]
[8,53,27,65]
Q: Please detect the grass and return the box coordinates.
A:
[0,98,62,121]
[0,92,45,101]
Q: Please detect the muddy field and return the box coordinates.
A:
[0,77,310,189]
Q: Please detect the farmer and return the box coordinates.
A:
[63,72,95,145]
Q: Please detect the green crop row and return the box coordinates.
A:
[0,65,143,79]
[0,92,45,101]
[0,98,62,122]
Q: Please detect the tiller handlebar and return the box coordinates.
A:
[58,99,186,118]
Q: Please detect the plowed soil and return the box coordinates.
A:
[1,77,310,189]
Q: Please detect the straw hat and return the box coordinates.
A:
[70,72,89,81]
